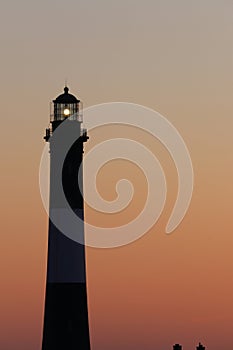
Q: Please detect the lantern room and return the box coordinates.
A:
[50,86,83,122]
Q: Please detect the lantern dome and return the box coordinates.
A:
[54,86,80,104]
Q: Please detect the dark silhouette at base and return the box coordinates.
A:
[173,342,206,349]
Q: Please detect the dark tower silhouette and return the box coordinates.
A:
[173,344,182,350]
[197,342,205,350]
[42,87,90,349]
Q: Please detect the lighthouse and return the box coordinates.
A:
[42,87,91,349]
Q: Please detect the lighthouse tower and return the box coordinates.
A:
[42,87,91,349]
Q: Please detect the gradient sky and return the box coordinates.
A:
[0,1,233,349]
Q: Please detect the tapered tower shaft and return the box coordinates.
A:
[42,87,90,350]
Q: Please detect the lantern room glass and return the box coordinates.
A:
[50,101,83,122]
